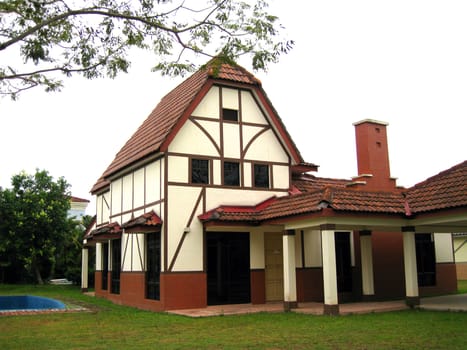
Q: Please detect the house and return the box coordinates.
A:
[82,59,467,314]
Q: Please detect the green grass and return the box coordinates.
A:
[457,280,467,294]
[1,284,467,350]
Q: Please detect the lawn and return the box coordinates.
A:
[1,284,466,350]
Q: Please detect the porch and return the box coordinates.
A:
[167,299,410,317]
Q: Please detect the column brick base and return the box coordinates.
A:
[405,296,420,307]
[283,301,298,311]
[361,294,376,302]
[323,304,340,315]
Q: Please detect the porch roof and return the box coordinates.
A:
[199,161,467,232]
[121,210,162,233]
[85,222,122,243]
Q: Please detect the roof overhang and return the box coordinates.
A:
[121,211,162,233]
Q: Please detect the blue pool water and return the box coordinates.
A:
[0,295,66,312]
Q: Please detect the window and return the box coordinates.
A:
[191,159,209,184]
[224,161,240,186]
[101,243,108,290]
[222,108,238,122]
[254,164,269,188]
[146,232,161,300]
[111,239,121,294]
[415,234,436,286]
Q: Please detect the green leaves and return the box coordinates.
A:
[0,169,71,283]
[1,0,294,98]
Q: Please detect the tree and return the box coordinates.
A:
[55,214,94,284]
[0,169,71,284]
[0,0,294,99]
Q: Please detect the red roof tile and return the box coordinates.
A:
[406,160,467,213]
[292,174,350,192]
[121,210,162,230]
[70,196,90,203]
[199,187,408,223]
[200,161,467,224]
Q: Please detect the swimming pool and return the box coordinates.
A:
[0,295,66,313]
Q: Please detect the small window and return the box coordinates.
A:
[224,161,240,186]
[223,108,238,122]
[254,164,269,188]
[191,159,209,184]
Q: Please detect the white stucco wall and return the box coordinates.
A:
[434,233,454,263]
[454,235,467,262]
[303,229,322,267]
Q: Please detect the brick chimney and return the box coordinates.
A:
[351,119,396,191]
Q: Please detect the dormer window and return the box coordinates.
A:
[222,108,238,122]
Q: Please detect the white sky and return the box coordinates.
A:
[1,1,466,215]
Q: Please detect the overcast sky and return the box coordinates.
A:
[1,1,466,215]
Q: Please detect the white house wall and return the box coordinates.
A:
[304,229,322,268]
[222,87,239,109]
[121,233,145,272]
[250,229,265,269]
[223,123,241,159]
[96,242,102,270]
[241,91,268,124]
[94,158,165,274]
[167,186,205,271]
[454,236,467,262]
[434,233,454,263]
[192,86,219,118]
[96,192,110,225]
[244,129,289,163]
[272,165,290,190]
[169,120,220,157]
[164,84,293,273]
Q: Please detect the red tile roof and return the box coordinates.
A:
[86,222,122,241]
[406,160,467,213]
[292,174,350,193]
[200,161,467,223]
[199,188,408,223]
[70,196,90,203]
[91,59,304,193]
[121,210,162,230]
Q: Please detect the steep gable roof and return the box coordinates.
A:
[91,59,305,193]
[405,160,467,213]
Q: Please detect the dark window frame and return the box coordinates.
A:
[415,233,437,287]
[223,161,240,186]
[222,108,239,122]
[110,239,121,294]
[253,163,270,188]
[191,158,210,184]
[146,232,161,300]
[101,242,108,291]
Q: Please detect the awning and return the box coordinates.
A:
[121,211,162,233]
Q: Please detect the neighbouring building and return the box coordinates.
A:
[82,59,467,314]
[69,196,90,220]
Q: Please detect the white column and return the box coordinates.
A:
[402,227,419,306]
[321,226,339,315]
[81,246,89,292]
[283,230,297,310]
[360,231,375,297]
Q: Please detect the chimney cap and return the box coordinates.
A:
[353,119,389,126]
